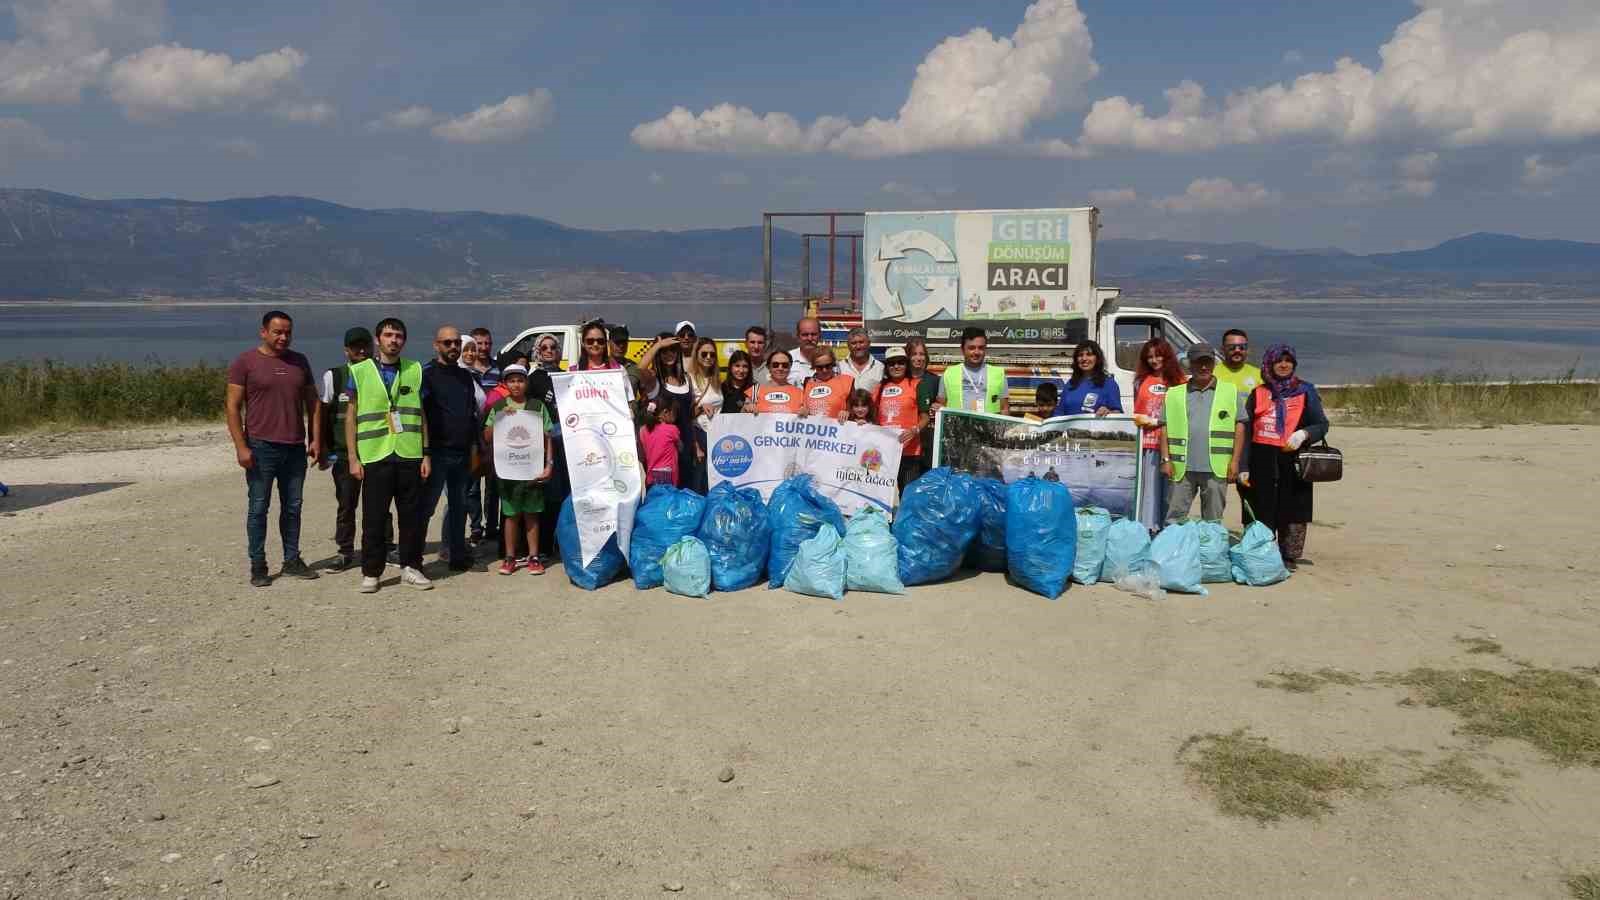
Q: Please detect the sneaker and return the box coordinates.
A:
[328,554,357,572]
[448,558,473,573]
[400,566,433,590]
[498,559,518,576]
[526,558,546,576]
[250,564,271,588]
[386,548,400,565]
[359,575,380,593]
[280,557,320,580]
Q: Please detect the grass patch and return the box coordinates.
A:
[1256,668,1362,693]
[1322,374,1600,427]
[1178,729,1376,822]
[1405,752,1507,802]
[1389,667,1600,766]
[1456,635,1504,655]
[0,359,226,433]
[1567,872,1600,899]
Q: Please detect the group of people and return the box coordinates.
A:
[226,308,1324,591]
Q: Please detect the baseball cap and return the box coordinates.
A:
[1186,343,1217,363]
[884,347,909,362]
[343,326,372,347]
[501,363,529,377]
[674,320,697,335]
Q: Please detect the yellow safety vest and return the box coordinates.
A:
[941,364,1007,413]
[350,358,424,464]
[1164,381,1238,480]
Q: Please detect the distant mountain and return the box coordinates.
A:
[1,189,1598,301]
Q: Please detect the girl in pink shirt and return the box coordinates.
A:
[639,401,682,487]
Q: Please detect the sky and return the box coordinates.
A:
[2,0,1599,252]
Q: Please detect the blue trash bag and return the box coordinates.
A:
[1102,518,1152,583]
[1196,521,1233,583]
[843,506,905,595]
[1230,521,1291,586]
[662,535,712,598]
[767,475,847,588]
[1005,478,1077,600]
[1072,507,1112,585]
[892,467,981,585]
[696,482,770,591]
[964,478,1009,572]
[629,485,707,590]
[1149,521,1208,596]
[557,496,627,590]
[784,524,846,601]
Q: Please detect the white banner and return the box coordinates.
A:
[706,414,903,517]
[552,371,641,566]
[491,409,544,480]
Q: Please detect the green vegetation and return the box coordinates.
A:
[0,360,226,433]
[1388,667,1600,766]
[1567,872,1600,899]
[1404,752,1507,802]
[1256,668,1363,693]
[1322,374,1600,427]
[1177,729,1376,822]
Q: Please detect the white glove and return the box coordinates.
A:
[1286,429,1308,450]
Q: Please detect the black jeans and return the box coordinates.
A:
[360,456,425,577]
[331,460,391,558]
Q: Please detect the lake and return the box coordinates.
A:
[2,296,1597,384]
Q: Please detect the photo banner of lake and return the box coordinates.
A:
[707,414,904,518]
[932,411,1145,519]
[553,371,641,566]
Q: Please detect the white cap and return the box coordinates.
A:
[501,363,529,377]
[674,320,697,335]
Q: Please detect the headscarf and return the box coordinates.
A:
[1261,343,1308,428]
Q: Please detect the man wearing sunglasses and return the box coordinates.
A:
[420,325,487,573]
[1215,329,1263,394]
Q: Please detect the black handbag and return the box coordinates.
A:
[1295,439,1343,483]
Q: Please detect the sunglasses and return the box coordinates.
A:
[814,362,836,370]
[583,338,606,346]
[769,361,791,369]
[439,339,460,345]
[1224,342,1248,350]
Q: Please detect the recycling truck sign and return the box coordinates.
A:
[863,208,1098,347]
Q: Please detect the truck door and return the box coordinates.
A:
[1103,312,1199,408]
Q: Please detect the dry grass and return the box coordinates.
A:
[1566,872,1600,900]
[1456,635,1505,655]
[1389,667,1600,766]
[1177,729,1377,823]
[1322,375,1600,428]
[1404,752,1507,802]
[1256,668,1362,693]
[0,360,226,433]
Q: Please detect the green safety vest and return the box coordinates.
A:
[941,364,1007,413]
[1164,381,1238,480]
[350,358,424,464]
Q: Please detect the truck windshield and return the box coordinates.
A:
[1111,316,1195,371]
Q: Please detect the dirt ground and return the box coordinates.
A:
[1,423,1597,899]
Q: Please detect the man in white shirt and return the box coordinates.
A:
[788,317,823,385]
[840,326,884,394]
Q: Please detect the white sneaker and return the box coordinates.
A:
[401,566,433,590]
[359,575,379,594]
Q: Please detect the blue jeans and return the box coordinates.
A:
[244,439,307,566]
[419,447,472,561]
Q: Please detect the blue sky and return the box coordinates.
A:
[3,0,1598,252]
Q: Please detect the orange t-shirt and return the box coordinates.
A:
[1134,375,1184,449]
[875,379,921,456]
[750,383,805,414]
[803,373,854,419]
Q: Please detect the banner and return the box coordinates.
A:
[491,409,544,480]
[706,414,903,517]
[552,371,641,566]
[932,410,1144,519]
[863,208,1097,347]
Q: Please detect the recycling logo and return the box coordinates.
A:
[871,229,960,323]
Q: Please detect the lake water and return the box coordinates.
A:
[2,296,1597,384]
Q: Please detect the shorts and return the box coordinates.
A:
[498,478,545,516]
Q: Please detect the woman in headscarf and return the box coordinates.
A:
[1239,343,1329,570]
[1132,338,1186,532]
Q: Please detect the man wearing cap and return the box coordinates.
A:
[608,323,645,419]
[419,325,486,573]
[1157,343,1246,523]
[345,317,433,593]
[318,327,388,572]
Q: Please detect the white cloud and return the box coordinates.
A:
[1088,187,1137,207]
[1522,153,1565,188]
[715,171,749,187]
[631,0,1098,157]
[367,104,436,131]
[1396,150,1438,197]
[1150,178,1280,214]
[0,0,162,104]
[430,90,552,143]
[647,171,665,185]
[0,116,66,157]
[214,136,261,159]
[1077,1,1600,153]
[104,44,306,118]
[273,100,335,124]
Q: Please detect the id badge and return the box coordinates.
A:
[389,410,403,433]
[968,397,982,411]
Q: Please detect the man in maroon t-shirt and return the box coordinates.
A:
[226,310,322,587]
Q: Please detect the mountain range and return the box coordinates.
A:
[2,189,1598,301]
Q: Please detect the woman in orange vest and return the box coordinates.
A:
[801,347,854,419]
[1132,338,1187,531]
[750,350,806,414]
[1239,343,1329,570]
[874,348,928,495]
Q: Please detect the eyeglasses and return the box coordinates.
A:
[538,345,557,352]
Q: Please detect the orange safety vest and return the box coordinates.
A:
[750,383,805,415]
[1135,375,1181,449]
[803,373,854,419]
[1250,386,1305,447]
[875,379,921,456]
